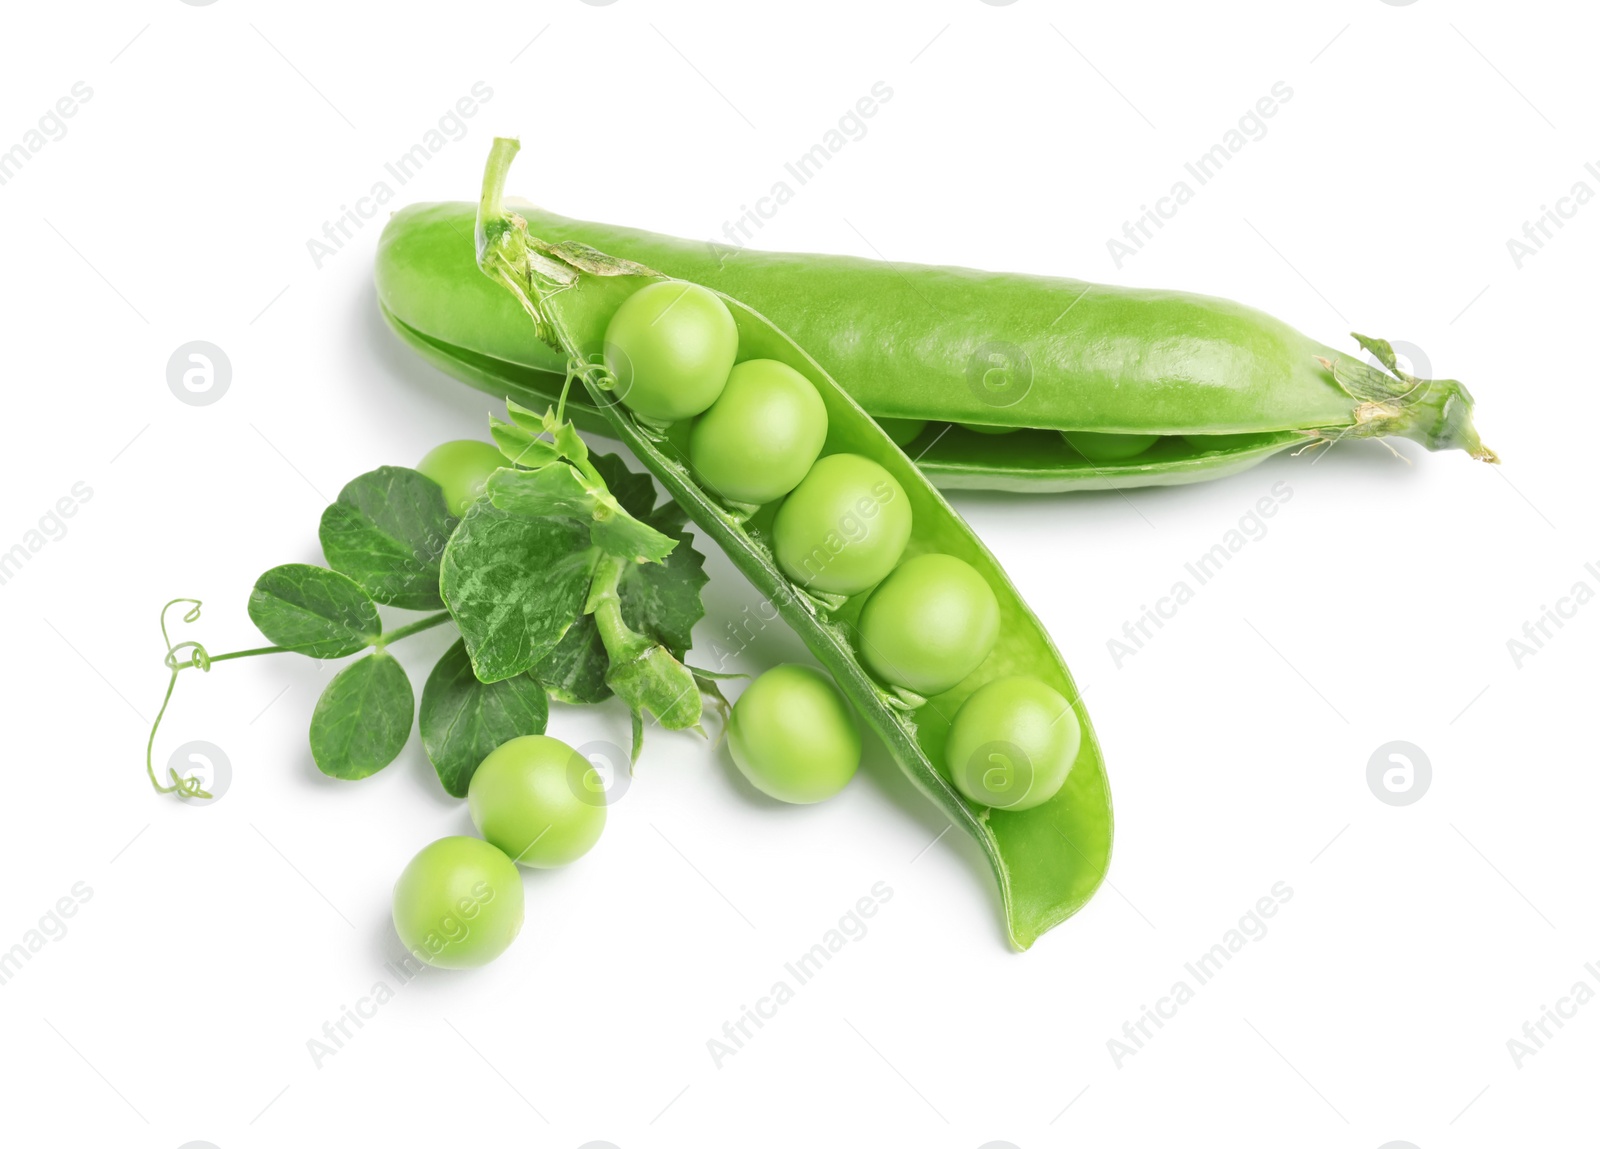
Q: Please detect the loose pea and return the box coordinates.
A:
[391,836,525,969]
[857,554,1000,696]
[1062,431,1161,462]
[689,358,828,505]
[727,664,860,804]
[876,418,927,446]
[603,280,737,421]
[773,453,913,596]
[417,439,504,516]
[468,735,606,868]
[945,676,1079,812]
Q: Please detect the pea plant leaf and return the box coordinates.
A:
[522,453,709,707]
[622,499,709,659]
[484,402,677,565]
[488,463,603,520]
[488,465,677,565]
[248,564,380,658]
[308,651,415,779]
[318,466,456,610]
[440,502,597,683]
[420,639,550,797]
[590,452,658,521]
[532,617,612,705]
[489,416,561,469]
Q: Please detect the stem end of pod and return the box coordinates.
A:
[1320,335,1497,463]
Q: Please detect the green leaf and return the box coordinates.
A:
[420,639,550,797]
[590,452,658,520]
[440,502,596,682]
[248,564,380,658]
[620,499,709,658]
[318,466,456,609]
[503,398,551,434]
[532,615,611,704]
[488,463,600,519]
[308,651,414,779]
[488,462,677,565]
[489,416,560,469]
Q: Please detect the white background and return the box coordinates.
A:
[0,2,1593,1146]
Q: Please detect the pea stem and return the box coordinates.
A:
[146,601,456,797]
[373,611,453,649]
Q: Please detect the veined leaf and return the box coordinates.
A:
[488,464,677,565]
[309,651,414,779]
[248,564,380,659]
[440,502,596,682]
[318,466,456,609]
[420,639,550,797]
[532,616,611,705]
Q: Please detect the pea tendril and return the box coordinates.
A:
[146,597,452,798]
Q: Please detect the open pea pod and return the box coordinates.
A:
[378,201,1495,494]
[475,139,1111,948]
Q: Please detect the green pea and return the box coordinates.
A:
[727,664,859,803]
[391,836,525,969]
[773,453,913,596]
[416,439,504,516]
[876,418,927,446]
[857,553,1000,696]
[945,676,1079,812]
[603,280,737,421]
[689,358,827,505]
[959,422,1020,435]
[468,735,606,868]
[1062,431,1161,462]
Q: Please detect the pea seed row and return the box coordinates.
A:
[604,280,1079,812]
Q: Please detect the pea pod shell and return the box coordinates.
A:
[379,201,1493,490]
[476,145,1112,948]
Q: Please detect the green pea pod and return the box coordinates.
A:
[377,202,1495,494]
[474,139,1111,949]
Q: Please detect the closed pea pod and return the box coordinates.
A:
[474,139,1111,949]
[378,201,1495,494]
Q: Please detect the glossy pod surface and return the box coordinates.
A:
[474,142,1112,947]
[378,201,1493,492]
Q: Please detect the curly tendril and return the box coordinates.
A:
[145,599,287,799]
[146,599,215,798]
